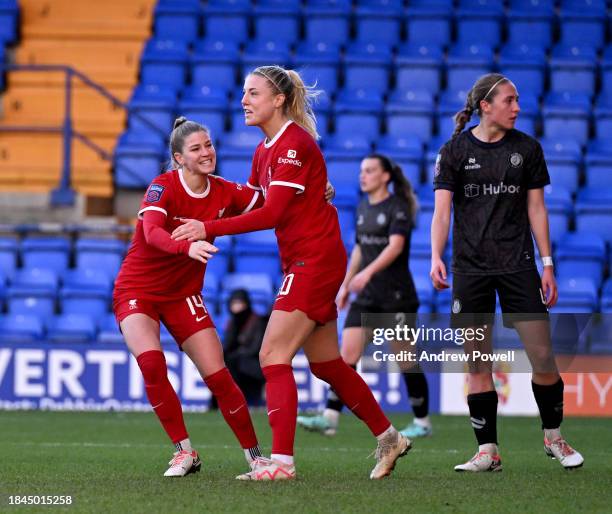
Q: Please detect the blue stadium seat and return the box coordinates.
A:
[294,42,341,93]
[557,260,604,284]
[302,0,351,46]
[588,315,612,352]
[395,44,443,95]
[11,267,59,293]
[218,128,262,159]
[0,0,18,44]
[446,43,495,93]
[559,1,607,50]
[191,39,240,91]
[324,133,373,160]
[542,92,591,146]
[140,39,189,92]
[75,239,125,278]
[549,44,597,96]
[600,279,612,312]
[343,42,392,93]
[385,89,435,142]
[541,138,582,194]
[221,273,275,312]
[60,268,113,317]
[218,157,251,183]
[498,44,547,98]
[47,314,97,343]
[333,88,384,139]
[21,237,71,275]
[202,1,250,44]
[326,159,361,207]
[127,85,176,137]
[205,251,230,278]
[97,313,123,343]
[405,5,452,47]
[154,1,201,43]
[600,44,612,96]
[354,3,402,46]
[0,314,44,343]
[413,274,435,308]
[410,227,432,259]
[114,147,163,189]
[337,206,355,233]
[0,237,18,279]
[593,95,612,141]
[240,40,291,78]
[506,5,554,49]
[178,87,228,137]
[575,187,612,244]
[437,89,470,140]
[544,184,574,217]
[116,129,166,156]
[253,3,300,45]
[555,232,606,267]
[554,277,599,312]
[234,255,281,281]
[375,134,423,185]
[2,267,53,321]
[455,3,503,48]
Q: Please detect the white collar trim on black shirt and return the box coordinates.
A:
[179,168,211,198]
[264,120,293,148]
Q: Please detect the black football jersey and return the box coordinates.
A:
[434,127,550,275]
[355,194,419,307]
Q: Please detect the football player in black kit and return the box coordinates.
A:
[298,154,433,439]
[431,73,584,471]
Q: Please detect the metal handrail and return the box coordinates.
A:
[0,64,166,206]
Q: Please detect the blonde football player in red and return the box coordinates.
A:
[113,118,264,477]
[172,66,411,481]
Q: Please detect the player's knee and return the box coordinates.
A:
[136,350,167,384]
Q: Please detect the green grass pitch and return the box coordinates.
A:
[2,411,611,513]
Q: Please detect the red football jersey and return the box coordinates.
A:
[114,170,260,301]
[247,121,346,273]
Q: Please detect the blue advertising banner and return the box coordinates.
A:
[0,342,440,413]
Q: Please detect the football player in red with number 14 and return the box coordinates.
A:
[113,117,264,478]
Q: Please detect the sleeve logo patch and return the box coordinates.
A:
[146,184,165,203]
[434,153,442,176]
[287,149,297,158]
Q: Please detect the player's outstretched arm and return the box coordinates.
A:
[172,185,296,241]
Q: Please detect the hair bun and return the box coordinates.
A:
[173,116,188,130]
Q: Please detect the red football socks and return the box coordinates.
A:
[137,350,188,444]
[204,367,259,449]
[262,364,297,456]
[310,357,391,436]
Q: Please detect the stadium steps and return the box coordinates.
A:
[12,40,145,89]
[0,133,115,197]
[20,0,154,41]
[0,0,154,199]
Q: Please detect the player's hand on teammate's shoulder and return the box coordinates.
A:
[541,267,558,308]
[325,180,335,203]
[187,240,218,263]
[430,258,449,290]
[172,218,207,241]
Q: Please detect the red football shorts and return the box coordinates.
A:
[273,267,345,325]
[113,293,215,346]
